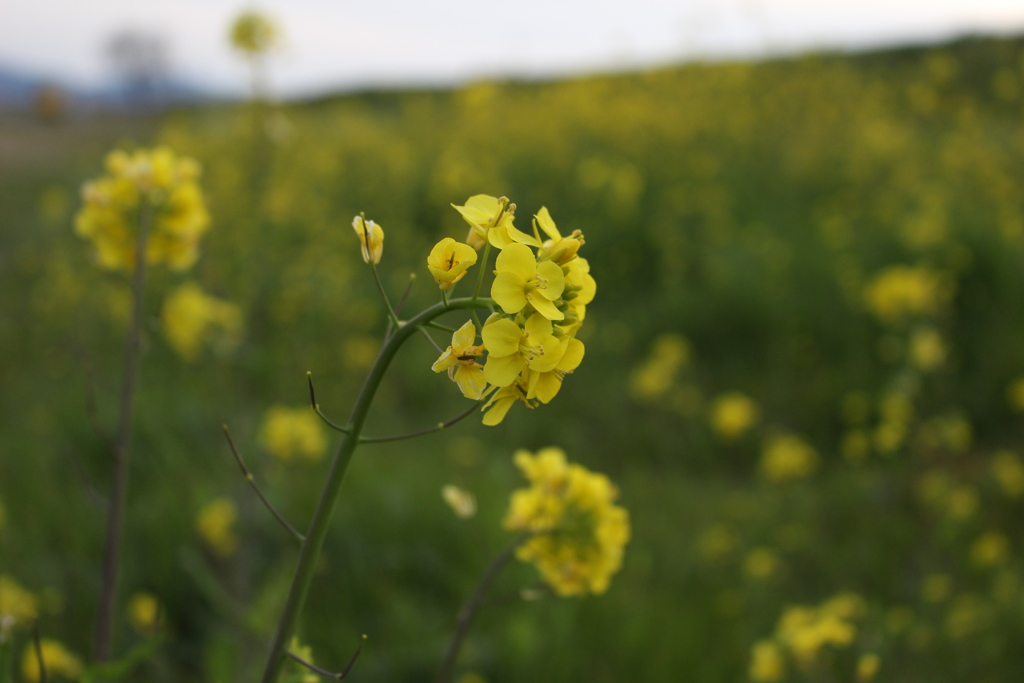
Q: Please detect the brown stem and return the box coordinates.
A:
[94,206,150,662]
[435,534,528,683]
[360,401,482,444]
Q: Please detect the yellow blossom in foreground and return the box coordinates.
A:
[260,405,327,462]
[711,392,760,440]
[427,238,477,291]
[161,282,243,361]
[352,214,384,264]
[991,450,1024,498]
[749,640,786,682]
[760,433,818,483]
[230,11,279,55]
[75,146,209,272]
[432,321,487,399]
[196,498,239,558]
[526,336,584,404]
[21,639,83,682]
[452,194,538,250]
[442,485,477,519]
[533,207,585,264]
[481,313,565,388]
[128,591,160,634]
[480,376,534,426]
[504,448,630,596]
[491,243,565,320]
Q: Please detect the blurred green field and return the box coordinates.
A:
[5,34,1024,682]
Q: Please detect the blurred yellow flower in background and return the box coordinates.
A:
[75,147,210,272]
[1006,377,1024,412]
[970,532,1009,568]
[127,591,160,634]
[230,10,279,56]
[991,450,1024,498]
[161,282,243,361]
[760,433,818,482]
[0,575,38,634]
[749,640,786,682]
[441,485,477,519]
[196,498,239,558]
[629,333,690,402]
[744,547,780,580]
[504,448,630,596]
[21,639,82,682]
[711,392,760,440]
[909,326,945,371]
[856,653,881,682]
[864,265,948,323]
[260,405,327,463]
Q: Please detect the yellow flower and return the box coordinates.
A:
[0,575,38,633]
[864,265,948,323]
[260,405,328,462]
[75,146,210,272]
[161,282,243,361]
[230,10,279,55]
[21,639,82,682]
[562,256,596,324]
[533,207,585,265]
[711,392,760,440]
[480,376,534,426]
[127,591,160,634]
[921,573,952,603]
[526,337,585,404]
[744,547,779,580]
[749,640,786,682]
[452,195,539,250]
[1007,377,1024,412]
[629,333,689,402]
[196,498,239,558]
[442,485,477,518]
[760,433,818,482]
[481,313,565,387]
[490,243,565,320]
[427,238,478,291]
[857,653,881,682]
[504,448,630,596]
[909,326,945,371]
[352,214,384,264]
[432,320,487,400]
[970,531,1009,568]
[991,450,1024,497]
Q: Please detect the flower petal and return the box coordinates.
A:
[452,320,477,353]
[454,364,487,400]
[495,243,537,280]
[534,207,561,240]
[483,354,526,387]
[536,260,565,300]
[491,272,529,314]
[481,318,522,357]
[528,295,564,321]
[431,346,457,373]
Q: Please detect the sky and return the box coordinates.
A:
[1,0,1023,97]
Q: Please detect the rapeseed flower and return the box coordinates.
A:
[128,591,160,634]
[749,640,786,682]
[230,10,279,55]
[864,265,948,323]
[260,405,327,462]
[196,498,239,558]
[480,377,534,426]
[0,575,37,638]
[760,433,818,482]
[491,244,565,320]
[533,207,585,265]
[711,392,760,440]
[75,147,209,272]
[526,337,584,404]
[481,313,565,387]
[504,448,630,596]
[452,195,538,250]
[161,282,243,361]
[991,450,1024,497]
[427,238,477,291]
[629,333,690,402]
[432,320,487,399]
[442,485,477,519]
[352,214,384,264]
[21,640,82,682]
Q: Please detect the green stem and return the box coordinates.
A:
[471,243,492,301]
[370,262,401,332]
[259,297,495,683]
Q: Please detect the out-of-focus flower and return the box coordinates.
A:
[711,392,760,440]
[127,591,160,634]
[432,320,487,400]
[442,485,477,519]
[697,525,737,562]
[629,334,690,402]
[260,405,327,463]
[922,574,952,603]
[0,575,37,639]
[857,653,881,682]
[491,243,565,320]
[75,147,210,272]
[161,282,243,361]
[21,639,82,682]
[760,433,818,482]
[749,640,786,682]
[452,195,537,250]
[196,498,239,558]
[864,265,948,323]
[909,326,945,371]
[1006,377,1024,412]
[352,214,384,264]
[991,450,1024,498]
[970,532,1009,568]
[230,10,279,56]
[427,238,477,291]
[744,547,780,580]
[504,448,630,596]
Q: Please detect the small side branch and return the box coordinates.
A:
[222,425,305,543]
[361,401,482,444]
[288,635,366,681]
[307,373,351,435]
[417,326,444,353]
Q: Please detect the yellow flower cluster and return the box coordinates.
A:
[260,405,327,462]
[75,147,210,272]
[711,392,760,441]
[230,10,279,56]
[749,593,868,682]
[431,196,595,425]
[759,433,818,483]
[503,448,630,596]
[196,497,239,558]
[629,333,690,402]
[0,575,38,639]
[21,639,83,683]
[864,265,948,324]
[161,282,243,361]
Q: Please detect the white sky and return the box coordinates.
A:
[1,0,1023,96]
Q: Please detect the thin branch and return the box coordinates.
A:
[222,425,305,543]
[436,534,529,683]
[394,274,416,315]
[425,321,458,334]
[418,326,444,353]
[361,401,482,444]
[33,622,47,683]
[307,373,351,435]
[370,262,401,331]
[287,635,366,681]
